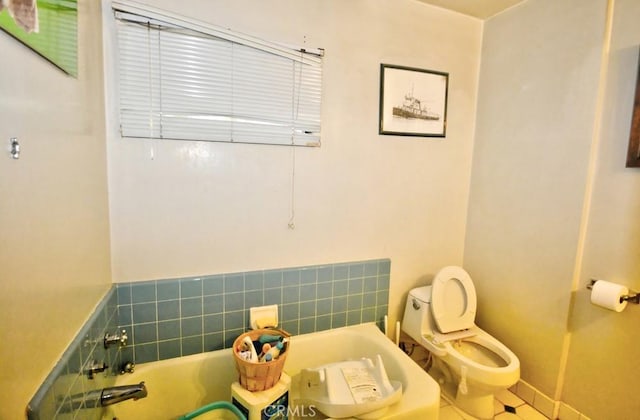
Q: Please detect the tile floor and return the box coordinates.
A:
[439,388,550,420]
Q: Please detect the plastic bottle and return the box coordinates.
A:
[258,334,282,344]
[258,343,271,359]
[260,341,284,362]
[241,336,259,362]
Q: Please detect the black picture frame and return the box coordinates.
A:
[626,50,640,168]
[379,64,449,137]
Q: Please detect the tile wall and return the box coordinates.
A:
[26,258,390,420]
[117,259,391,364]
[27,288,120,420]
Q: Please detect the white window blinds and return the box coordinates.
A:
[112,3,323,147]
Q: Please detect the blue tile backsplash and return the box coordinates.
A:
[118,259,390,364]
[27,288,120,420]
[27,258,390,419]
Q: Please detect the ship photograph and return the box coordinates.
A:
[379,63,448,137]
[392,90,440,121]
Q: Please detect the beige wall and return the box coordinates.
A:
[467,0,640,418]
[464,0,608,399]
[562,0,640,418]
[105,0,482,332]
[0,1,111,418]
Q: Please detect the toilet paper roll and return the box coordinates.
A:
[590,280,628,312]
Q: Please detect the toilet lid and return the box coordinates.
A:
[431,266,477,333]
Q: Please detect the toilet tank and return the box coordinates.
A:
[402,286,435,343]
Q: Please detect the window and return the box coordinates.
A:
[111,1,323,147]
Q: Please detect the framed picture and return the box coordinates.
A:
[379,64,449,137]
[0,0,78,77]
[626,50,640,168]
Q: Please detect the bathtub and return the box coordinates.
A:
[101,323,440,419]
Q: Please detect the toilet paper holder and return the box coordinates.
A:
[587,279,640,304]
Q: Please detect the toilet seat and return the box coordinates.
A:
[431,266,477,334]
[440,326,520,388]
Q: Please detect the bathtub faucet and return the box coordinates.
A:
[57,382,148,412]
[100,382,148,406]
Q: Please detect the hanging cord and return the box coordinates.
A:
[147,20,155,160]
[288,37,306,230]
[157,23,164,149]
[230,41,235,143]
[291,36,305,145]
[288,146,296,230]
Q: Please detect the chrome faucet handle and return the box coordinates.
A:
[104,329,128,349]
[118,330,128,346]
[412,298,421,310]
[86,360,108,379]
[120,361,135,374]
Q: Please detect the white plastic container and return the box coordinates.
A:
[298,355,402,419]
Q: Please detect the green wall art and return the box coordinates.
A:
[0,0,77,77]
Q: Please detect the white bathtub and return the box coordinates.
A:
[101,323,440,419]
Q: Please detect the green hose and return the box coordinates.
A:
[178,401,247,420]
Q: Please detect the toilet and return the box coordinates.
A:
[402,266,520,419]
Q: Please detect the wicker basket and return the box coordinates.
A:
[232,328,290,391]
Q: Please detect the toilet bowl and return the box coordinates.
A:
[402,266,520,419]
